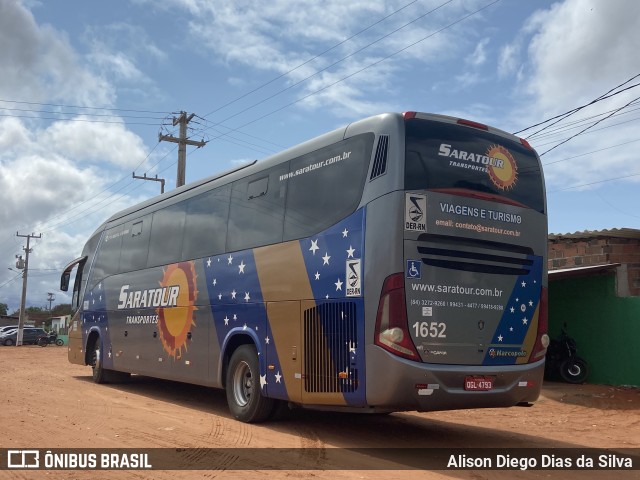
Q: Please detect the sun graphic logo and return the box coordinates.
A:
[157,261,198,359]
[486,144,518,190]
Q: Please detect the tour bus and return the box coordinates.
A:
[61,111,548,423]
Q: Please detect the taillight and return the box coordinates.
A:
[457,118,488,130]
[530,286,549,361]
[520,137,534,150]
[403,111,417,120]
[374,273,420,361]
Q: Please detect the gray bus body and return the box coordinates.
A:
[62,112,548,422]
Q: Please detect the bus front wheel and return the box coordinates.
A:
[89,337,129,384]
[90,338,108,384]
[225,345,274,423]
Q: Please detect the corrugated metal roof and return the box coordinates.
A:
[548,228,640,241]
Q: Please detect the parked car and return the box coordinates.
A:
[0,325,18,334]
[0,327,47,346]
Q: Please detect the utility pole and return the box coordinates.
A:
[47,292,55,311]
[16,232,41,346]
[132,172,166,194]
[158,111,206,188]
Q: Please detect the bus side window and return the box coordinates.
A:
[148,203,187,267]
[227,165,287,252]
[182,185,231,260]
[283,133,373,240]
[90,225,124,288]
[119,215,151,272]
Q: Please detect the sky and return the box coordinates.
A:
[1,0,639,312]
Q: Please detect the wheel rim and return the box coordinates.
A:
[92,346,100,370]
[232,360,253,407]
[568,364,582,377]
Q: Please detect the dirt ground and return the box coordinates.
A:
[0,346,638,480]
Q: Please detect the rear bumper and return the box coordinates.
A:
[365,345,544,412]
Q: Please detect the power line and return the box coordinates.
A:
[0,98,170,115]
[199,0,501,144]
[528,101,640,141]
[541,137,640,167]
[201,0,425,119]
[205,0,457,128]
[539,94,640,156]
[513,76,640,136]
[549,171,640,192]
[533,114,640,148]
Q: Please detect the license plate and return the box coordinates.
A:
[464,376,494,391]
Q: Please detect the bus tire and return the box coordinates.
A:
[225,345,274,423]
[89,337,130,384]
[90,338,108,384]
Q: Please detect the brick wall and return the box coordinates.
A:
[548,237,640,296]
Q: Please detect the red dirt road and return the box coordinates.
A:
[0,346,638,479]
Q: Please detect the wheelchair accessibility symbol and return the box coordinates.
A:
[406,260,421,279]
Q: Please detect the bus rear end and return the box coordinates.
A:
[370,112,548,412]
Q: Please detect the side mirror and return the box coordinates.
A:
[60,272,70,291]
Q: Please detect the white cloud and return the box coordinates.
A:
[494,0,640,193]
[41,118,149,168]
[466,38,489,67]
[0,1,158,311]
[145,0,495,117]
[512,0,640,114]
[498,42,520,78]
[0,0,114,106]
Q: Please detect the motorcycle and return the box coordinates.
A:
[544,325,589,384]
[37,332,64,347]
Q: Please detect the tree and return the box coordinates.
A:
[51,304,73,316]
[0,302,7,316]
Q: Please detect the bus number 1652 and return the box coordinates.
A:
[412,321,447,338]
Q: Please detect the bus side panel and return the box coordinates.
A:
[67,309,85,365]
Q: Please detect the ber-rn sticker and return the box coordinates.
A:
[346,259,362,297]
[405,193,427,232]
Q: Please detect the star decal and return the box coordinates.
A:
[314,271,320,280]
[335,278,343,291]
[260,374,267,389]
[346,246,355,258]
[224,316,229,326]
[244,292,250,302]
[238,261,246,274]
[231,290,237,299]
[207,258,212,267]
[342,228,349,238]
[309,239,319,255]
[227,255,233,265]
[322,253,331,265]
[275,371,282,383]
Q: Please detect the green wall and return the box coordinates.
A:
[549,273,640,386]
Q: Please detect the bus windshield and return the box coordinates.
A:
[404,119,545,213]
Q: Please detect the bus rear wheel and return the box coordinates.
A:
[225,345,274,423]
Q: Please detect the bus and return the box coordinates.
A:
[61,111,548,423]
